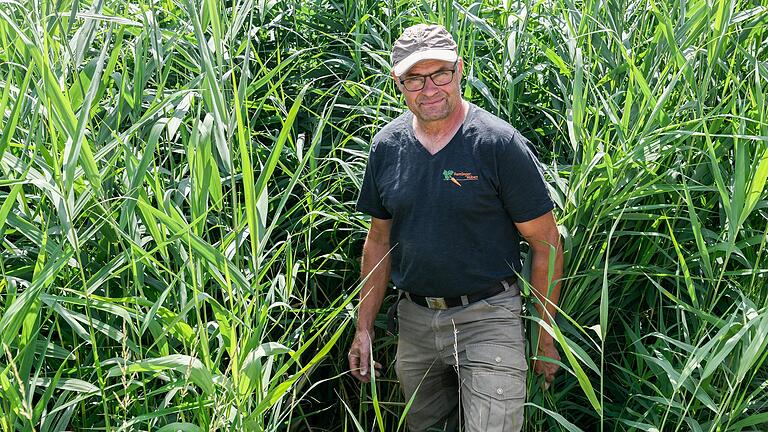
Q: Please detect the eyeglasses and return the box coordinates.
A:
[399,61,458,92]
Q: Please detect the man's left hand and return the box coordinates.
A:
[534,339,560,389]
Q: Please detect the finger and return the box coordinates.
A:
[349,361,370,383]
[549,362,561,375]
[348,349,370,382]
[546,360,559,374]
[354,369,371,383]
[348,352,360,371]
[352,369,370,383]
[358,351,370,377]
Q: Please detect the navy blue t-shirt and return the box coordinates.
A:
[356,103,553,297]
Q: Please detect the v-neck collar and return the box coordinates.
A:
[405,103,475,159]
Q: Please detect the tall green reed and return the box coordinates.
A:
[0,0,369,429]
[0,0,766,431]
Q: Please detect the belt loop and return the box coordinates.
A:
[460,295,469,306]
[501,279,510,291]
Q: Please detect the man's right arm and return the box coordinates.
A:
[348,217,392,383]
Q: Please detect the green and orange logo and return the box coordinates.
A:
[442,169,479,187]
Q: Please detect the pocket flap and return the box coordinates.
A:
[466,343,527,371]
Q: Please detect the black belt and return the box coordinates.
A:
[404,277,519,310]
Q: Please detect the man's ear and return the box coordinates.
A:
[391,70,403,92]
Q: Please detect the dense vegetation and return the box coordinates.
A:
[0,0,766,430]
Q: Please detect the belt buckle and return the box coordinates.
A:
[425,297,448,310]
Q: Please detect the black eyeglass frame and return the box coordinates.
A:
[398,61,459,92]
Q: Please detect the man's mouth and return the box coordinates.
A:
[420,98,444,107]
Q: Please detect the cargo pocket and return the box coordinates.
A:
[463,344,526,432]
[472,371,525,400]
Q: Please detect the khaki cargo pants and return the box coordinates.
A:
[395,288,527,432]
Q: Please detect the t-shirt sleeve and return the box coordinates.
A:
[497,132,554,223]
[356,146,393,219]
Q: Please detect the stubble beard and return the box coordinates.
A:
[412,94,456,123]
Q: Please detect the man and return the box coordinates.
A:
[348,23,563,432]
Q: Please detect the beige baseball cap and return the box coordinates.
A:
[391,24,458,76]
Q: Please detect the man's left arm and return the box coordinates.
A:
[515,210,563,387]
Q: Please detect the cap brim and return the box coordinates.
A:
[392,50,458,76]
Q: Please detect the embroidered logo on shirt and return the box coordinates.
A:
[442,169,479,187]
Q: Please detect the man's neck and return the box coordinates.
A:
[412,100,470,155]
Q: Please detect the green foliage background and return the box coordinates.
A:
[0,0,767,430]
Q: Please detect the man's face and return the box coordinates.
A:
[393,58,463,124]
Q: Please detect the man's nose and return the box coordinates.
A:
[421,76,440,94]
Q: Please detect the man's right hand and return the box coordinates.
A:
[348,328,382,383]
[351,218,391,383]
